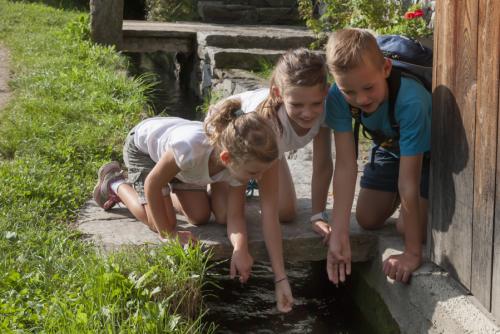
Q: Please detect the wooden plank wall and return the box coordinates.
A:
[430,0,477,291]
[431,0,500,317]
[484,0,500,319]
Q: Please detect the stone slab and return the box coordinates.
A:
[198,31,315,50]
[355,229,500,333]
[76,159,377,263]
[122,21,314,56]
[212,68,268,97]
[197,1,300,24]
[205,47,284,70]
[122,20,313,37]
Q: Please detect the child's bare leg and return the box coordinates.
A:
[396,197,428,242]
[356,188,399,230]
[209,182,229,224]
[278,158,297,222]
[116,183,149,227]
[116,183,176,233]
[171,190,211,225]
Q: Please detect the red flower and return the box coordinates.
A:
[413,9,424,17]
[404,11,416,19]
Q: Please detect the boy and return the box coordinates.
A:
[320,28,431,284]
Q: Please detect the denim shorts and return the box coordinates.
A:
[122,129,205,204]
[360,148,430,199]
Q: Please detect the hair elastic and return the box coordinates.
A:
[233,109,245,117]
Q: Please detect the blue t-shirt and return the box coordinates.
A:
[325,77,431,156]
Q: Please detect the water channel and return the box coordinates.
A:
[125,52,398,333]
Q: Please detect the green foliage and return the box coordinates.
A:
[297,0,433,47]
[253,58,274,80]
[378,3,433,38]
[0,1,212,332]
[196,89,223,115]
[63,13,90,41]
[145,0,199,22]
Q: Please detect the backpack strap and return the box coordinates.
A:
[351,106,361,159]
[349,68,403,168]
[387,67,402,135]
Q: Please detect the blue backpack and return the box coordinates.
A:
[352,34,433,163]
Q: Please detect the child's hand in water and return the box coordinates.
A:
[158,230,197,246]
[230,248,253,283]
[275,278,293,313]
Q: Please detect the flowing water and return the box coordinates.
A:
[125,52,203,120]
[204,261,373,333]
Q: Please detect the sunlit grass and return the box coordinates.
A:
[0,1,213,332]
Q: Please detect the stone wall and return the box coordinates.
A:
[197,0,302,25]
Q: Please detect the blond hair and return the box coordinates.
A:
[326,28,385,74]
[258,48,328,134]
[204,99,278,165]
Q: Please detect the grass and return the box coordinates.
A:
[0,1,214,332]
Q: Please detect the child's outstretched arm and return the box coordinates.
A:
[259,160,294,313]
[327,131,357,285]
[144,149,186,241]
[311,127,333,240]
[226,184,253,283]
[383,154,424,283]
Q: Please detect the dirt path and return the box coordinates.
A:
[0,45,11,111]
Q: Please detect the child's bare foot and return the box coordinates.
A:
[311,221,331,244]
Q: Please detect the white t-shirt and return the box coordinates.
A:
[227,88,326,156]
[133,117,241,186]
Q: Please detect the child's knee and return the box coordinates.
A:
[279,207,297,223]
[356,210,384,230]
[186,211,211,225]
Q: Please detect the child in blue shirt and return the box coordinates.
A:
[321,28,431,284]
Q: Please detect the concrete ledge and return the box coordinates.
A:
[355,225,500,333]
[76,159,377,263]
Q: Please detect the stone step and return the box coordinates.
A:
[211,68,268,97]
[197,30,315,50]
[198,1,300,25]
[76,159,378,263]
[204,0,297,6]
[202,46,324,72]
[204,46,285,71]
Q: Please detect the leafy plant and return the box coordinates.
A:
[145,0,199,22]
[298,0,433,48]
[378,3,433,39]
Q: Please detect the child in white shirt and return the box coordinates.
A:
[93,99,294,311]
